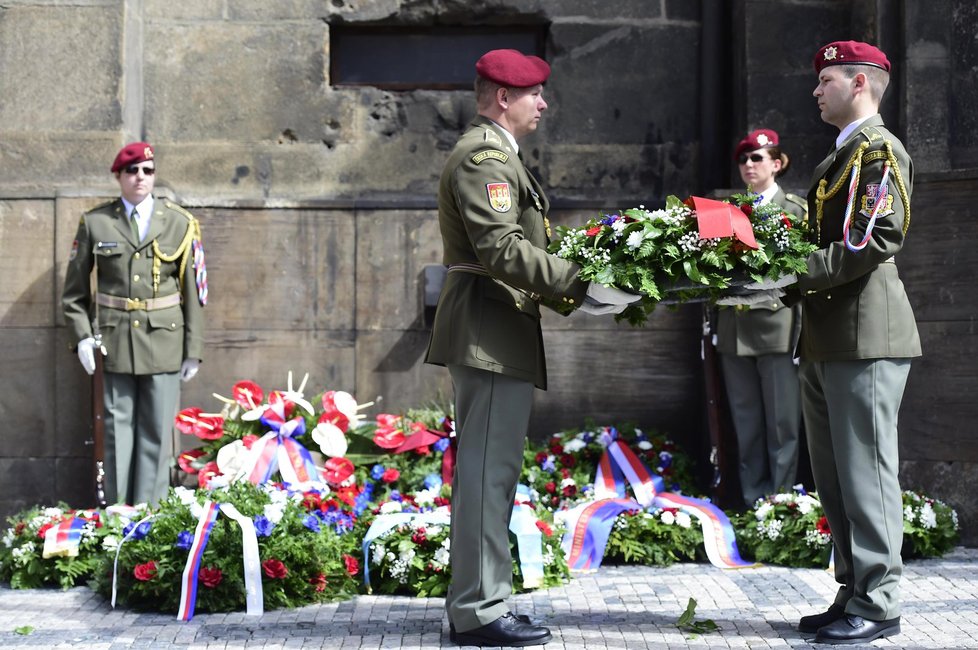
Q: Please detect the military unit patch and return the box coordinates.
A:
[860,183,895,217]
[472,150,509,165]
[69,240,78,261]
[486,182,512,213]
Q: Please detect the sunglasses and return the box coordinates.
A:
[737,153,767,165]
[124,165,156,175]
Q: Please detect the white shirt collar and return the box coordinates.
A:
[121,195,154,219]
[836,115,877,150]
[488,119,519,154]
[755,183,780,206]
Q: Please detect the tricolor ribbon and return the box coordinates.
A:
[562,439,756,571]
[234,398,320,486]
[191,238,208,305]
[177,500,221,621]
[41,515,88,559]
[843,163,891,252]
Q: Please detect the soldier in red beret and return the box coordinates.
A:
[426,49,638,647]
[778,40,919,644]
[63,142,208,507]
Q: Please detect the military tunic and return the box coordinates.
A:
[62,197,206,505]
[425,117,586,633]
[786,115,920,621]
[716,187,805,505]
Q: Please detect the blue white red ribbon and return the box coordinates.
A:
[177,500,221,621]
[563,440,756,571]
[41,515,88,559]
[235,401,320,486]
[843,163,891,252]
[510,485,545,588]
[191,238,208,305]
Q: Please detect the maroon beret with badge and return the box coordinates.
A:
[475,49,551,88]
[111,141,155,173]
[734,129,779,161]
[813,40,891,73]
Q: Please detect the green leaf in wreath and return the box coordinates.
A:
[14,626,33,636]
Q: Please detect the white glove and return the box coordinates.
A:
[586,283,643,305]
[77,337,97,375]
[180,358,200,383]
[578,297,628,316]
[743,274,797,290]
[716,288,786,307]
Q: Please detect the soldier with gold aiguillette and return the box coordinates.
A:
[62,142,207,507]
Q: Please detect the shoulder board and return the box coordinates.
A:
[784,192,807,209]
[471,149,510,165]
[483,127,503,146]
[858,126,884,143]
[85,199,117,215]
[164,200,196,222]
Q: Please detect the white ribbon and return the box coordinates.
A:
[219,503,264,616]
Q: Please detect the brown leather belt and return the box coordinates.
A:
[96,292,182,311]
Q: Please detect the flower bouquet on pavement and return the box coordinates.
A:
[550,192,817,325]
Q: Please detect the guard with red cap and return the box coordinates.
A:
[778,41,919,644]
[62,142,208,507]
[425,49,638,647]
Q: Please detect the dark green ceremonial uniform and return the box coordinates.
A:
[425,117,587,633]
[63,197,205,505]
[717,187,805,505]
[785,115,920,621]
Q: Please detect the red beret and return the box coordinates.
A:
[814,40,891,73]
[111,142,155,173]
[475,49,551,87]
[734,129,779,161]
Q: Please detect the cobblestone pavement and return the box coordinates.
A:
[1,548,975,649]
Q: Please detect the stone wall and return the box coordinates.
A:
[1,0,976,543]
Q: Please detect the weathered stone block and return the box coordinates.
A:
[144,21,327,143]
[53,327,94,458]
[145,0,225,21]
[0,458,59,520]
[355,330,453,416]
[0,134,121,197]
[0,4,121,132]
[190,208,356,332]
[547,143,698,201]
[355,210,443,331]
[0,329,57,457]
[0,200,55,327]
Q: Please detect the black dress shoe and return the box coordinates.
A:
[451,612,551,647]
[449,614,537,642]
[814,615,900,644]
[798,603,846,633]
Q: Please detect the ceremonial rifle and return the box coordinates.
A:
[90,334,108,508]
[701,304,738,509]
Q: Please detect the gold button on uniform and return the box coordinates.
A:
[133,274,140,282]
[134,252,140,259]
[133,320,140,328]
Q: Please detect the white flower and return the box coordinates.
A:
[920,502,937,529]
[764,519,783,540]
[414,488,439,507]
[433,547,450,566]
[755,503,773,521]
[560,477,576,489]
[264,502,286,524]
[102,535,120,551]
[637,440,653,450]
[675,512,692,529]
[660,510,676,525]
[796,495,820,515]
[173,486,198,506]
[625,230,645,250]
[371,543,386,566]
[380,501,403,514]
[904,505,915,524]
[563,438,587,453]
[773,493,792,504]
[426,525,443,537]
[312,421,348,458]
[216,439,251,478]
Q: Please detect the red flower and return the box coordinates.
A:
[560,468,571,479]
[134,561,158,581]
[373,414,407,449]
[262,558,288,579]
[174,407,224,440]
[342,554,359,577]
[334,485,360,506]
[535,520,553,537]
[37,521,56,540]
[534,452,548,464]
[433,496,450,507]
[177,449,206,474]
[411,529,428,545]
[319,409,350,434]
[562,484,577,497]
[544,481,557,494]
[415,445,431,456]
[381,468,400,483]
[781,214,793,229]
[199,566,223,588]
[560,454,576,468]
[816,516,832,536]
[232,380,264,410]
[302,491,322,511]
[322,457,355,487]
[740,203,753,216]
[585,226,602,236]
[241,434,259,449]
[309,573,327,592]
[175,407,203,435]
[198,461,222,489]
[549,443,564,455]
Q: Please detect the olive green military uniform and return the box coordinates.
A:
[62,198,205,505]
[425,117,587,633]
[717,187,806,506]
[785,115,920,621]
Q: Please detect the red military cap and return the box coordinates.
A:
[814,40,891,73]
[734,128,779,161]
[111,141,155,173]
[475,49,551,87]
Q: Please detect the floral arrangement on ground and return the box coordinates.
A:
[0,376,963,612]
[733,487,961,567]
[550,192,817,325]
